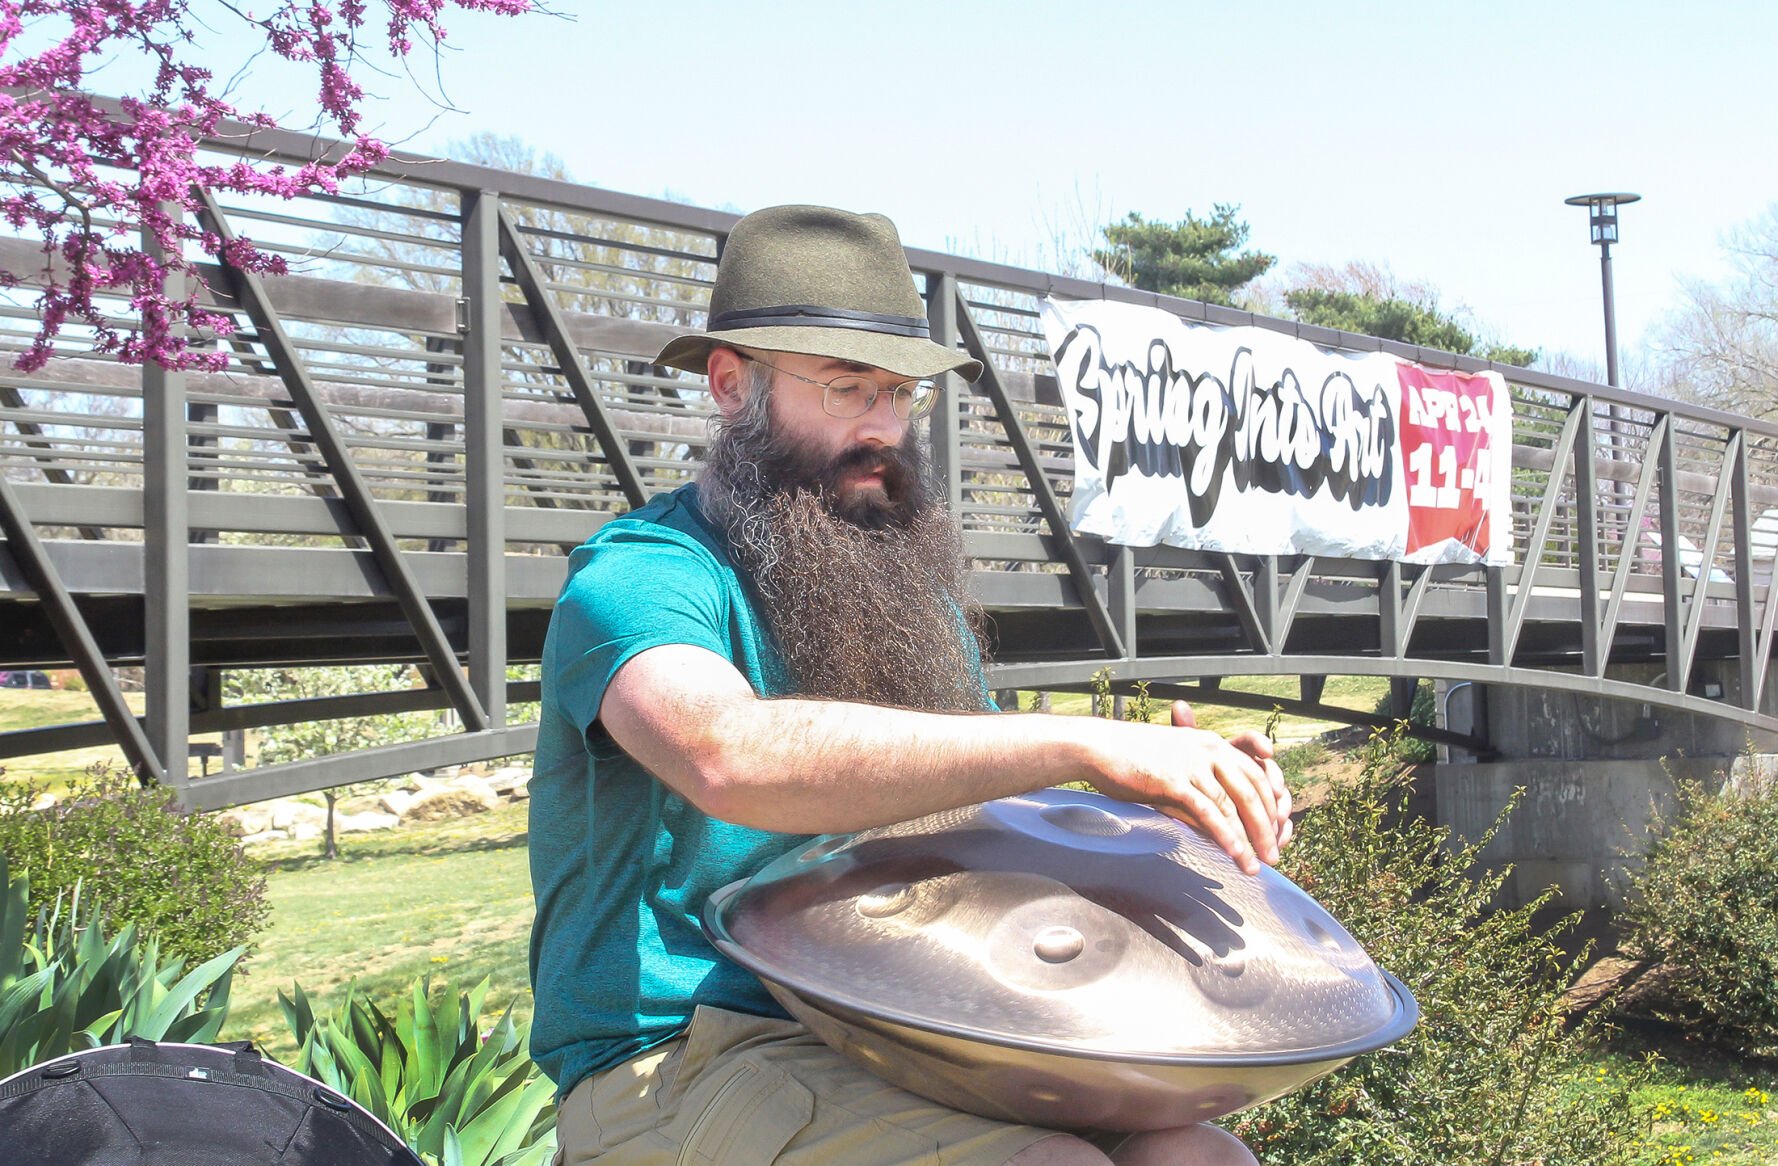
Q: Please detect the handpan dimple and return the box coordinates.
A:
[856,883,914,919]
[1039,802,1131,837]
[1033,925,1086,963]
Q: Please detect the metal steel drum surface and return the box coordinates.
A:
[703,787,1417,1131]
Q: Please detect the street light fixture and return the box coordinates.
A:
[1564,192,1641,387]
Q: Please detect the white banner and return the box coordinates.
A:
[1041,298,1512,565]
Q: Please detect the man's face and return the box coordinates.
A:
[698,345,987,712]
[746,349,921,524]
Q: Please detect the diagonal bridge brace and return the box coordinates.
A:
[0,473,165,780]
[954,291,1125,659]
[1216,554,1318,657]
[496,206,650,512]
[1597,414,1668,668]
[194,189,489,732]
[1500,400,1587,667]
[1675,431,1742,691]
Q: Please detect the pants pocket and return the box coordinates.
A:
[672,1060,815,1166]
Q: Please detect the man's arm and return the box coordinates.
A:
[600,644,1290,874]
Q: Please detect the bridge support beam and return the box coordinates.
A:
[1439,753,1737,914]
[463,191,507,728]
[924,272,964,525]
[144,217,190,792]
[1437,658,1778,916]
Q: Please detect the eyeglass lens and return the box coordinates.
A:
[824,376,937,419]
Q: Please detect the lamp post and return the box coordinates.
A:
[1564,192,1641,387]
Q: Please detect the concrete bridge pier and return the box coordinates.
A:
[1433,660,1778,916]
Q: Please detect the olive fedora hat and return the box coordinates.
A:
[653,205,983,382]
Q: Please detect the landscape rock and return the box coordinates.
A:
[404,778,497,821]
[224,808,273,836]
[223,775,524,836]
[450,773,499,799]
[337,810,401,834]
[270,802,326,830]
[29,791,57,812]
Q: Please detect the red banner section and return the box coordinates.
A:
[1398,364,1502,558]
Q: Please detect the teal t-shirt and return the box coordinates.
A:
[527,483,808,1095]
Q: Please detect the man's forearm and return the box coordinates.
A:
[688,696,1105,833]
[601,644,1285,872]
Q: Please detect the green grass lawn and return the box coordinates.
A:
[0,688,151,794]
[230,801,536,1060]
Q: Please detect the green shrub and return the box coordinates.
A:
[0,765,269,967]
[0,852,243,1077]
[1228,730,1649,1164]
[281,976,556,1166]
[1616,767,1778,1055]
[1372,681,1437,763]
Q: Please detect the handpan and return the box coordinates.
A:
[703,787,1417,1132]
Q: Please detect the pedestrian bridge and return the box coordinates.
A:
[4,120,1778,808]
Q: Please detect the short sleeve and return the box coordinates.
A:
[546,529,733,751]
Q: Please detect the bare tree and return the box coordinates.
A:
[1655,207,1778,417]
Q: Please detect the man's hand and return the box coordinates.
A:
[1172,700,1295,855]
[1083,700,1294,877]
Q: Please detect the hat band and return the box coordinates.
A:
[708,304,931,338]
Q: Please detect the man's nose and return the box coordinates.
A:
[852,389,908,446]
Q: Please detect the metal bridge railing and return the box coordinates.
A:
[3,107,1778,806]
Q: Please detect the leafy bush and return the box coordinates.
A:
[282,976,556,1166]
[0,765,269,967]
[1228,731,1649,1164]
[0,852,243,1077]
[1372,680,1437,763]
[1616,767,1778,1055]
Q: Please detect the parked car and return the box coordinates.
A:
[0,670,52,689]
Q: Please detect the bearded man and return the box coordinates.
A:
[529,206,1290,1166]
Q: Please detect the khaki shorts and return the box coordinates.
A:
[553,1005,1116,1166]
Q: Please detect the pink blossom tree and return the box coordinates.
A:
[0,1,535,372]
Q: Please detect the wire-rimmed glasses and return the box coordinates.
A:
[749,357,939,420]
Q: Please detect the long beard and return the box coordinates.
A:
[699,396,989,713]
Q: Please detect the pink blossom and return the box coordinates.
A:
[0,0,534,369]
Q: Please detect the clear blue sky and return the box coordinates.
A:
[113,1,1778,376]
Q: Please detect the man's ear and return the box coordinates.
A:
[706,346,751,419]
